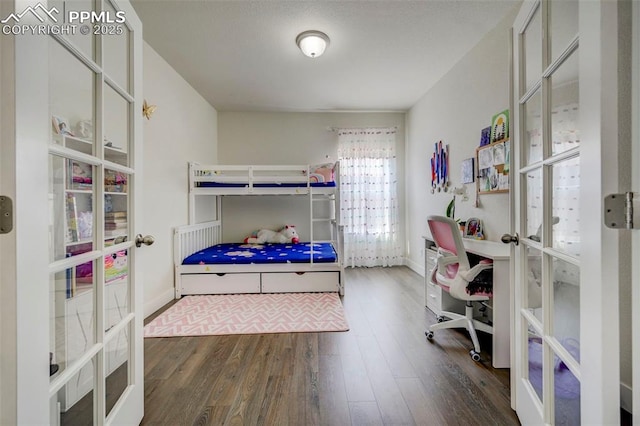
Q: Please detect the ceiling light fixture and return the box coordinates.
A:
[296,30,330,58]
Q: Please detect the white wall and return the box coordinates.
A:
[217,112,405,244]
[141,42,217,317]
[404,6,518,274]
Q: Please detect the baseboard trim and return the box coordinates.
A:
[144,288,175,319]
[404,258,424,277]
[620,382,632,413]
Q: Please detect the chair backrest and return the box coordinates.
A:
[427,215,471,274]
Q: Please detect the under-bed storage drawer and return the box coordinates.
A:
[181,273,261,294]
[261,272,339,293]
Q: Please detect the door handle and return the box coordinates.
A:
[135,234,155,248]
[501,233,519,245]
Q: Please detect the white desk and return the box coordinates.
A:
[423,236,511,369]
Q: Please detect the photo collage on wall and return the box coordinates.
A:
[476,109,510,194]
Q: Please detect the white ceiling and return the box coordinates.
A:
[130,0,519,112]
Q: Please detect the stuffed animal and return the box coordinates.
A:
[244,225,300,244]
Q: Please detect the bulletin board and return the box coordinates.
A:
[476,139,509,194]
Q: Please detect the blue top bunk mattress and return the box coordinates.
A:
[197,182,336,188]
[182,242,337,265]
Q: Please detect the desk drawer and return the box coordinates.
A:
[426,248,438,271]
[425,281,442,314]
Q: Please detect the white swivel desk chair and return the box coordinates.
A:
[424,215,494,361]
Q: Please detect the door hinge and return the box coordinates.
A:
[604,192,639,229]
[0,196,13,234]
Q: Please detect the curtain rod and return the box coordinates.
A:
[327,126,398,132]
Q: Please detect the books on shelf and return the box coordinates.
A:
[65,265,75,299]
[105,211,127,238]
[104,211,128,231]
[105,211,127,219]
[65,193,78,243]
[105,232,127,240]
[105,223,128,230]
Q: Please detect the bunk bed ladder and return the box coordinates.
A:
[311,189,337,265]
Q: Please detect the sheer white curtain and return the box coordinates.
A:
[337,128,403,267]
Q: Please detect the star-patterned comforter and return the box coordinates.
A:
[182,242,337,265]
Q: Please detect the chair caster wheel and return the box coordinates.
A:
[469,350,481,362]
[436,316,445,323]
[425,331,434,340]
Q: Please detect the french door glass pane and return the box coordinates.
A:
[526,246,543,313]
[50,356,96,425]
[50,266,95,381]
[102,0,130,92]
[104,84,130,166]
[106,323,131,416]
[49,0,96,61]
[552,157,580,256]
[49,155,95,261]
[553,352,581,425]
[551,50,579,156]
[526,168,542,240]
[524,90,543,165]
[49,38,95,154]
[550,0,578,64]
[552,257,580,359]
[528,332,544,403]
[523,2,542,95]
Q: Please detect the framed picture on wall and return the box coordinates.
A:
[490,109,509,143]
[461,158,474,184]
[480,126,491,146]
[476,140,509,195]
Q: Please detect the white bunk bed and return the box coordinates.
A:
[174,162,345,298]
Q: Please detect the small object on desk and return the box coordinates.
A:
[464,218,484,239]
[458,221,466,234]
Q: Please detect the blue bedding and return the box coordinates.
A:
[182,242,338,265]
[197,182,336,188]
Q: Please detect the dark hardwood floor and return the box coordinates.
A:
[142,266,519,425]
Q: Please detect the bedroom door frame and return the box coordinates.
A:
[0,0,145,424]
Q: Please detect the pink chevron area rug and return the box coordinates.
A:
[144,292,349,337]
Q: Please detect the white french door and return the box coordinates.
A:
[0,0,144,424]
[511,0,622,424]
